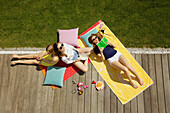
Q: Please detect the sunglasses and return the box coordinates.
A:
[59,43,64,50]
[92,36,98,41]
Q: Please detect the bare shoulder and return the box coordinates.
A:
[53,56,59,61]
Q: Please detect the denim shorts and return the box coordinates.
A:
[72,50,79,60]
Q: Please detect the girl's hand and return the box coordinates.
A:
[76,57,81,62]
[99,47,104,52]
[107,41,111,45]
[36,56,42,61]
[107,41,116,48]
[73,57,81,62]
[107,41,113,46]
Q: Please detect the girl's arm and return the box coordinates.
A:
[97,47,105,61]
[37,51,49,61]
[107,41,116,48]
[74,47,93,54]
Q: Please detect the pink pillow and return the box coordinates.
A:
[58,28,79,47]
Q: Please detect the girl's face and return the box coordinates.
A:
[91,36,99,45]
[57,43,65,52]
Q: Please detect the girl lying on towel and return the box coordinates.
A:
[11,44,59,66]
[88,33,144,89]
[53,42,93,72]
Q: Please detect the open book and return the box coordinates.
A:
[79,52,89,60]
[97,37,108,48]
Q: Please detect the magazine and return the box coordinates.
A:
[97,37,108,48]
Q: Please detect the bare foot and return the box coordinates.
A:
[130,81,138,89]
[12,54,21,59]
[11,61,17,65]
[137,77,144,86]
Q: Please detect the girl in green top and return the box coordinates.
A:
[11,44,59,66]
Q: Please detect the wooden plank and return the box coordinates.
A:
[161,54,170,113]
[104,82,111,113]
[46,86,55,113]
[40,87,49,113]
[135,54,145,113]
[39,68,49,113]
[10,63,23,113]
[97,73,105,113]
[12,65,24,113]
[117,98,123,113]
[16,65,30,113]
[124,102,130,113]
[23,65,36,113]
[52,87,61,113]
[32,69,45,113]
[22,65,31,113]
[91,63,98,113]
[168,55,170,78]
[110,92,117,113]
[148,54,159,113]
[142,54,152,113]
[59,78,67,113]
[130,93,137,113]
[0,55,10,113]
[84,62,92,113]
[130,54,138,113]
[0,55,4,112]
[71,73,79,113]
[65,73,73,113]
[25,66,39,113]
[5,55,18,112]
[77,71,85,113]
[155,54,166,113]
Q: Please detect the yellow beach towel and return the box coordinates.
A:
[78,21,153,104]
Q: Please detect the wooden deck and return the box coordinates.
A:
[0,54,169,113]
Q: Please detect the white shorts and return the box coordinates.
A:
[107,51,122,64]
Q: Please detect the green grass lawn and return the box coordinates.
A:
[0,0,169,48]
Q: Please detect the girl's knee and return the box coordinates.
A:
[32,60,39,64]
[122,67,129,73]
[129,67,135,71]
[32,54,38,58]
[81,67,88,73]
[83,68,88,73]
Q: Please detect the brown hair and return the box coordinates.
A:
[88,32,103,45]
[46,44,57,56]
[53,42,67,58]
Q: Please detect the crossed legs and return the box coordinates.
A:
[72,47,92,72]
[110,54,144,88]
[11,52,44,65]
[73,59,88,72]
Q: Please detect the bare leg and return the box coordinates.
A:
[110,61,138,89]
[77,47,93,54]
[12,52,44,59]
[73,59,88,72]
[118,55,144,86]
[11,59,41,65]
